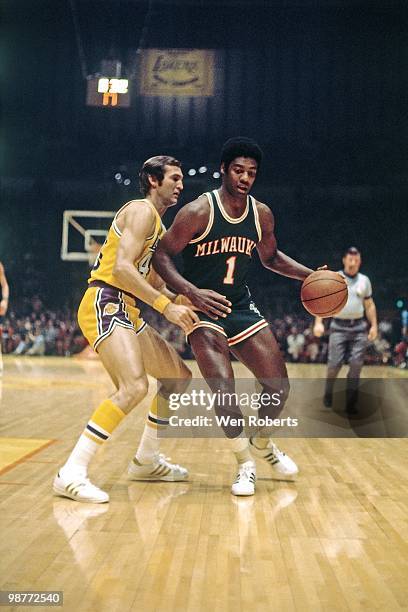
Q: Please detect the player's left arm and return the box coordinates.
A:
[0,262,10,316]
[364,297,378,341]
[255,202,314,281]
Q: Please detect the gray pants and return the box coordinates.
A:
[326,318,368,410]
[328,319,368,375]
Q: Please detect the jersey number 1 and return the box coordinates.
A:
[223,256,237,285]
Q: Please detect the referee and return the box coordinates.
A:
[313,247,378,414]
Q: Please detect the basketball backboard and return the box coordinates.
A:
[61,210,115,262]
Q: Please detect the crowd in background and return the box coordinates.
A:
[1,295,406,369]
[1,296,87,358]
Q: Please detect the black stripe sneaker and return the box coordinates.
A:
[128,453,188,482]
[249,439,298,479]
[231,461,256,496]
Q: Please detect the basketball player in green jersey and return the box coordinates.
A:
[154,138,320,496]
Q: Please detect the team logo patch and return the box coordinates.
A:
[103,302,120,316]
[249,302,261,316]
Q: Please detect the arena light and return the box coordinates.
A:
[198,166,207,174]
[123,179,131,186]
[114,173,122,181]
[188,169,197,176]
[213,171,221,179]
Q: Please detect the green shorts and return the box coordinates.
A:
[187,293,269,347]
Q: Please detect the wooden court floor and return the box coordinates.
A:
[0,355,407,612]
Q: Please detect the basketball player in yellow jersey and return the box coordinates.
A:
[53,156,200,503]
[0,261,10,375]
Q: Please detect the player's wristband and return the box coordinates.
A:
[152,294,171,314]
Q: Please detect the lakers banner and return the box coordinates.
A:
[140,49,215,97]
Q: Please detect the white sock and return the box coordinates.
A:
[61,435,100,476]
[228,435,253,465]
[135,425,160,464]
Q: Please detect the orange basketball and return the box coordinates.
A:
[301,270,348,317]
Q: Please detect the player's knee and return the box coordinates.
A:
[116,377,149,412]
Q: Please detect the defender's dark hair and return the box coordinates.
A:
[343,246,361,257]
[220,137,263,171]
[139,155,181,196]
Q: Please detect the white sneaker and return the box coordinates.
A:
[128,454,188,482]
[249,438,298,478]
[53,470,109,503]
[231,461,256,496]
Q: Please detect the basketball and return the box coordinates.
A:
[301,270,348,317]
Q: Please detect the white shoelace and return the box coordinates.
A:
[235,464,256,483]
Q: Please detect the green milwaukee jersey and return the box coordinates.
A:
[182,189,262,304]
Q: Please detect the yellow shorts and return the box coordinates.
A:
[78,284,146,351]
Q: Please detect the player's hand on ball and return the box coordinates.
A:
[368,326,378,341]
[313,322,325,337]
[186,288,232,320]
[163,303,200,333]
[316,265,328,270]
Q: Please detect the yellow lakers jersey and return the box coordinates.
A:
[89,199,165,295]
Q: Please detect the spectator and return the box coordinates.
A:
[26,327,46,356]
[286,326,305,362]
[372,333,392,365]
[379,319,393,342]
[394,339,407,369]
[303,334,320,363]
[44,319,58,355]
[13,333,30,355]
